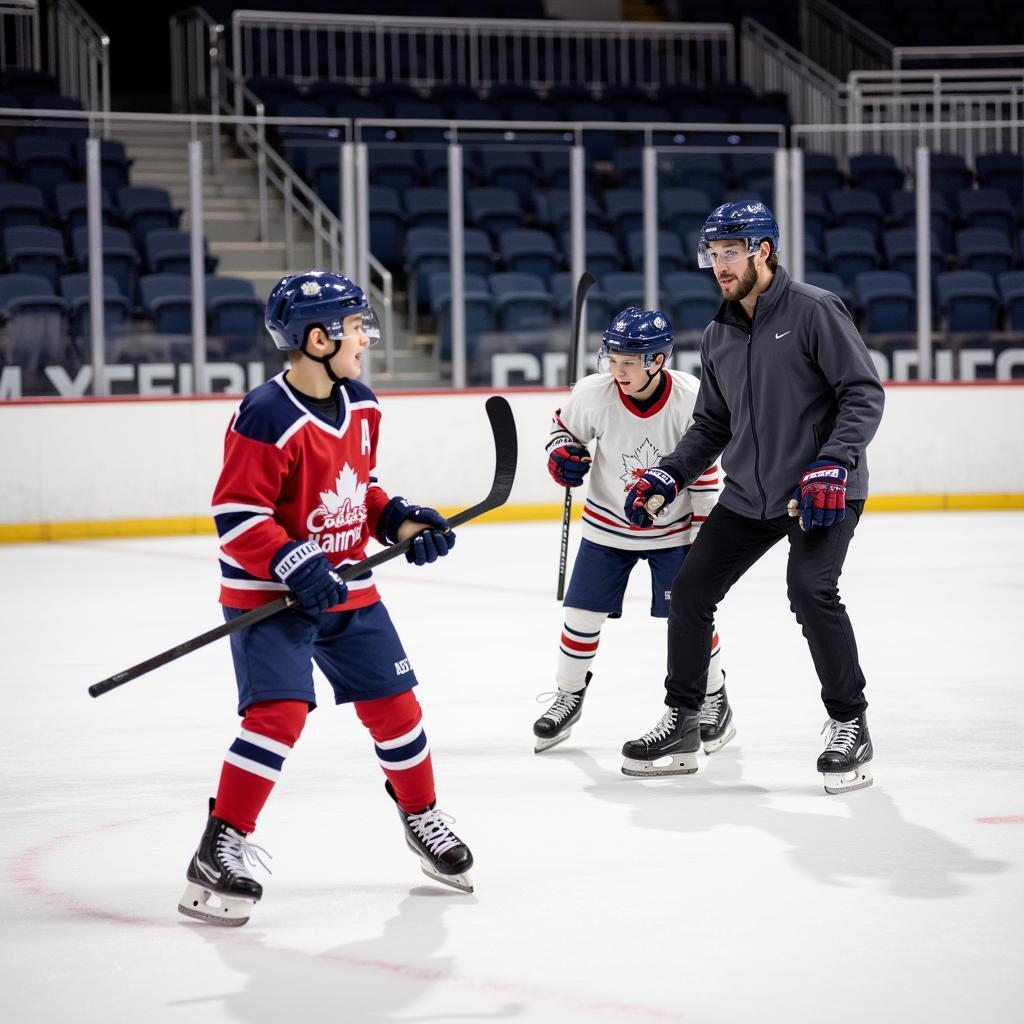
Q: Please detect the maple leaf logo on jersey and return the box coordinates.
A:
[620,438,662,492]
[306,463,369,545]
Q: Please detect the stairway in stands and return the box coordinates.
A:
[116,121,436,386]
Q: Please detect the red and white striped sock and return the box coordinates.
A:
[354,689,435,813]
[556,607,608,692]
[213,699,308,834]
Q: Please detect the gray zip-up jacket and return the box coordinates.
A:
[659,266,885,520]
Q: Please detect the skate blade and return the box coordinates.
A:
[822,762,874,795]
[702,723,736,755]
[177,881,254,927]
[534,727,572,753]
[621,751,699,777]
[419,861,474,893]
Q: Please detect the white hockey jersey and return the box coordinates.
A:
[549,370,720,552]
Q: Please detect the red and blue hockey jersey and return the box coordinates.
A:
[212,372,391,610]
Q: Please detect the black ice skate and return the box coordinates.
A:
[386,781,474,893]
[177,802,270,927]
[817,714,873,794]
[533,673,591,752]
[699,679,736,754]
[621,706,701,777]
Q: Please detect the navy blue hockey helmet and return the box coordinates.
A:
[697,200,780,269]
[264,270,381,352]
[598,306,673,372]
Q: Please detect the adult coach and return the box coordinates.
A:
[620,200,885,793]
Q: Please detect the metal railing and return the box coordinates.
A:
[847,70,1024,165]
[0,0,38,71]
[230,11,736,92]
[798,0,893,78]
[169,6,223,115]
[46,0,109,123]
[740,16,843,136]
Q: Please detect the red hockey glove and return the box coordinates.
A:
[788,461,848,531]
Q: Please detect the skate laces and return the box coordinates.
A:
[640,708,678,743]
[536,689,582,723]
[821,718,859,755]
[407,807,463,857]
[700,692,724,725]
[216,827,273,878]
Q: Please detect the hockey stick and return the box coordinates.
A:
[555,271,596,601]
[89,395,518,698]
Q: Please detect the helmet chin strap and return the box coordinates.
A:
[301,337,348,386]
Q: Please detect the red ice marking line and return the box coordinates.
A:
[7,815,694,1024]
[976,815,1024,824]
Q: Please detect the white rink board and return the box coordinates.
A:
[1,384,1023,525]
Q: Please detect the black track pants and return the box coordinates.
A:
[664,500,868,721]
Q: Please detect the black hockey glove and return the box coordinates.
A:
[271,540,348,612]
[376,497,456,566]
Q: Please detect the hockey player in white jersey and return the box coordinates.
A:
[535,307,733,762]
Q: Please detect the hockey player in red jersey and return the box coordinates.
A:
[534,308,732,759]
[178,271,473,927]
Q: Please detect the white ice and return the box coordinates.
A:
[1,513,1022,1024]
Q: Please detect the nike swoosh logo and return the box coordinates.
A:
[197,858,222,882]
[775,331,791,339]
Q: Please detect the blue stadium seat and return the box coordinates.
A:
[28,94,87,140]
[998,271,1024,330]
[368,185,404,266]
[855,271,916,333]
[445,97,502,121]
[139,273,192,333]
[882,227,944,281]
[958,188,1016,239]
[603,189,644,247]
[367,148,421,192]
[559,228,622,279]
[664,153,727,196]
[935,270,1000,332]
[0,138,15,182]
[601,271,645,312]
[955,228,1015,276]
[802,243,828,273]
[536,190,608,233]
[245,76,302,110]
[117,186,181,247]
[732,104,788,146]
[274,99,331,142]
[848,153,905,203]
[976,152,1024,202]
[802,192,830,249]
[3,224,66,288]
[465,187,523,239]
[71,138,132,192]
[0,271,68,369]
[0,182,48,229]
[391,98,447,143]
[828,189,886,242]
[428,271,495,360]
[662,270,720,329]
[71,224,140,303]
[803,152,844,196]
[499,228,559,283]
[55,182,118,234]
[404,187,450,231]
[490,270,553,331]
[478,150,540,207]
[144,228,218,276]
[405,225,495,307]
[205,275,263,342]
[550,270,612,331]
[889,189,953,249]
[824,227,881,284]
[59,272,131,342]
[729,153,774,190]
[626,229,687,276]
[14,136,74,203]
[805,271,856,314]
[930,153,974,209]
[562,101,618,160]
[660,187,711,237]
[673,101,732,145]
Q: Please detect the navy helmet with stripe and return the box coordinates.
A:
[265,270,380,352]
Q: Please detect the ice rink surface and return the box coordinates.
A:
[1,512,1022,1024]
